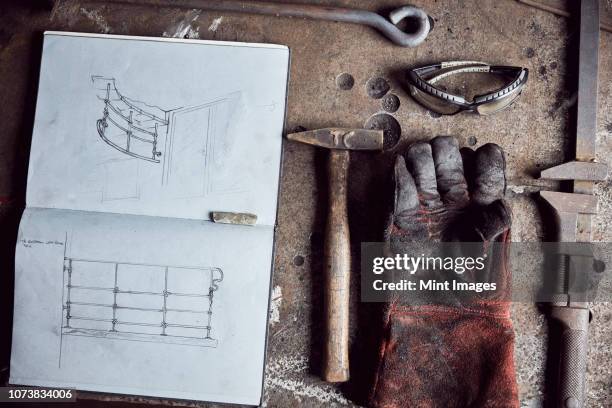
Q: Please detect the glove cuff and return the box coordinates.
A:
[371,304,518,408]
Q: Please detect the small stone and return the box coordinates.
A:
[381,94,400,113]
[364,113,401,150]
[293,255,305,266]
[366,77,390,99]
[335,73,354,90]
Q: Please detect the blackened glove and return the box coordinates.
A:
[371,136,518,408]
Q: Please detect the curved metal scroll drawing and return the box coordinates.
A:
[206,268,224,340]
[96,81,167,163]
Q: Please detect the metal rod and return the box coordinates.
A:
[517,0,612,32]
[97,0,430,47]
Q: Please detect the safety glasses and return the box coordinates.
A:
[407,61,528,115]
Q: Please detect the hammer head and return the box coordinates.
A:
[287,128,384,151]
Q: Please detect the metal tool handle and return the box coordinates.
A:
[104,0,430,47]
[551,306,590,408]
[323,149,351,382]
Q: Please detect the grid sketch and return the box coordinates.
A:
[61,258,223,348]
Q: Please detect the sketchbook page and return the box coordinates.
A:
[10,208,274,405]
[26,32,288,226]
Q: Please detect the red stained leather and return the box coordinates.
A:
[371,303,518,408]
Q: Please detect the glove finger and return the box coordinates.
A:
[431,136,469,206]
[460,147,476,194]
[405,142,442,209]
[472,143,506,206]
[393,155,419,215]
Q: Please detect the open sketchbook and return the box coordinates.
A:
[10,32,289,405]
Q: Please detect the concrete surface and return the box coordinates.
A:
[0,0,610,407]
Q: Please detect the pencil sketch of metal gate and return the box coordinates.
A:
[61,258,223,347]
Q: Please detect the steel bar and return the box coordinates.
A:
[574,0,600,167]
[539,161,608,181]
[99,0,430,47]
[517,0,612,32]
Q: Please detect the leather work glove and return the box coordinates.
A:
[370,136,518,408]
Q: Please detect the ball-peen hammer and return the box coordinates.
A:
[287,128,384,382]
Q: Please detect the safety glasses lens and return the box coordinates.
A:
[408,85,462,115]
[476,89,523,115]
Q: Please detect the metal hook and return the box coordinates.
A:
[100,0,431,47]
[388,6,431,47]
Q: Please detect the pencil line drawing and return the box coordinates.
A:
[60,257,223,352]
[94,76,168,163]
[92,76,244,199]
[58,232,69,368]
[162,95,244,197]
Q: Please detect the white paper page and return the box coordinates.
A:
[26,32,289,226]
[10,208,274,405]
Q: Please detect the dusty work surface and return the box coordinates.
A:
[0,0,611,407]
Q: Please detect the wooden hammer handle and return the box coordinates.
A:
[323,149,351,382]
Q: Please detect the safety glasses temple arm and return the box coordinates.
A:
[411,61,490,76]
[489,66,527,76]
[411,63,443,76]
[427,65,493,83]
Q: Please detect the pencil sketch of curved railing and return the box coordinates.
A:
[61,258,223,347]
[92,75,243,199]
[95,77,167,163]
